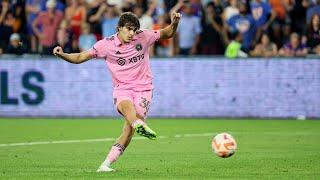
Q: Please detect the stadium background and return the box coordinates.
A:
[0,0,320,179]
[1,57,319,118]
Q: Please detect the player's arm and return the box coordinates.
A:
[53,46,93,64]
[160,12,181,40]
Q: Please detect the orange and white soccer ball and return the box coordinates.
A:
[212,133,237,158]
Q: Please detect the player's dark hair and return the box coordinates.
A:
[117,12,140,32]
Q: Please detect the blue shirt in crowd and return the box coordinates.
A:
[102,17,119,38]
[228,14,256,51]
[177,14,202,49]
[250,1,272,27]
[79,34,96,51]
[307,5,320,24]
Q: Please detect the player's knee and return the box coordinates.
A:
[118,101,135,115]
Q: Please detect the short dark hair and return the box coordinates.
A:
[117,12,140,31]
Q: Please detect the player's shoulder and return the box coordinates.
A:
[93,35,115,51]
[98,35,116,47]
[136,29,145,34]
[134,29,145,38]
[136,29,158,38]
[104,35,116,42]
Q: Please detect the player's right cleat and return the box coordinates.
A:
[96,165,115,172]
[135,124,157,140]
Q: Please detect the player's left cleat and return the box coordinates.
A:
[135,124,157,140]
[96,165,115,172]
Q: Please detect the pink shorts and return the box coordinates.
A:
[113,89,153,118]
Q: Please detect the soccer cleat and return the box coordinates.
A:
[96,165,115,172]
[134,124,157,140]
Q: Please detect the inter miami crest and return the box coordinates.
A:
[135,44,142,51]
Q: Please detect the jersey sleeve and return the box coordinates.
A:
[88,39,108,58]
[142,29,160,46]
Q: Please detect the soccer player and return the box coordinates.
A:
[53,12,181,172]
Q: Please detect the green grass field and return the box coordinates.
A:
[0,118,319,179]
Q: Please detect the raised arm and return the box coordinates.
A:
[53,46,93,64]
[88,3,107,23]
[160,12,181,39]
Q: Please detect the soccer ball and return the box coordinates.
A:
[212,133,237,158]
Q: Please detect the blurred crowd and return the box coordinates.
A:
[1,0,320,58]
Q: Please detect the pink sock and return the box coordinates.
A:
[106,143,125,165]
[131,119,146,128]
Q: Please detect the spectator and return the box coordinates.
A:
[9,0,25,33]
[107,0,123,10]
[251,0,276,28]
[32,0,63,55]
[269,0,293,47]
[133,5,154,30]
[0,0,13,53]
[307,13,320,54]
[87,0,105,40]
[6,33,26,55]
[291,0,309,34]
[152,14,173,56]
[0,0,314,57]
[171,1,202,55]
[250,33,277,57]
[121,0,135,12]
[200,1,226,55]
[57,20,72,53]
[39,0,65,12]
[223,0,239,22]
[102,4,120,37]
[225,31,248,58]
[65,0,87,49]
[227,2,256,52]
[188,0,203,17]
[278,32,308,57]
[26,0,64,52]
[78,23,96,51]
[26,0,41,53]
[153,0,166,16]
[164,0,178,12]
[306,0,320,24]
[250,0,276,39]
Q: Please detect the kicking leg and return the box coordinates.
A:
[117,100,157,140]
[97,101,155,172]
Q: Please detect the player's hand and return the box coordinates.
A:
[171,12,181,24]
[53,46,63,56]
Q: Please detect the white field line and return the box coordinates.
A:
[0,133,213,147]
[0,132,319,147]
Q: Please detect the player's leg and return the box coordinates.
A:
[117,100,157,140]
[131,90,156,139]
[117,113,146,147]
[97,120,134,172]
[97,90,135,173]
[97,107,155,172]
[97,90,156,172]
[117,120,135,147]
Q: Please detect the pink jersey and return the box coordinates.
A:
[89,29,160,91]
